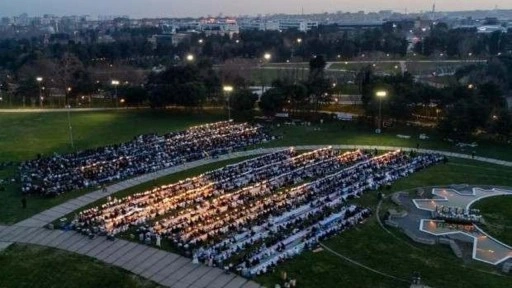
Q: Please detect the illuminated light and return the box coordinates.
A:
[376,91,387,98]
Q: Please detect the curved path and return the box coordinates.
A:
[319,243,409,283]
[2,145,512,287]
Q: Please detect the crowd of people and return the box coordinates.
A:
[433,205,482,224]
[20,121,272,196]
[68,147,443,276]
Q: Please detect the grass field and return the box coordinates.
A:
[2,110,512,287]
[0,244,160,288]
[0,109,224,162]
[473,195,512,246]
[266,121,512,161]
[329,62,401,73]
[1,111,512,225]
[0,109,225,224]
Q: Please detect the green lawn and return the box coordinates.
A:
[257,158,512,288]
[266,121,512,161]
[0,244,160,288]
[473,195,512,246]
[0,109,224,224]
[405,61,474,75]
[0,109,224,162]
[329,62,401,73]
[1,111,512,225]
[2,130,512,288]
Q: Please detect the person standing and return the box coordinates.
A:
[156,234,161,247]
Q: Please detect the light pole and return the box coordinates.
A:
[261,53,272,94]
[66,87,75,151]
[292,38,302,60]
[376,90,387,134]
[223,85,234,121]
[111,80,120,108]
[36,77,43,108]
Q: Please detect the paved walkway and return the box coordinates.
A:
[3,144,512,287]
[0,226,260,288]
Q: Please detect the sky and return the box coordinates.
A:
[0,0,510,18]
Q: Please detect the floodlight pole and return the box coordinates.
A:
[376,91,387,133]
[67,105,75,151]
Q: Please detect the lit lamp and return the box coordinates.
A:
[111,80,120,108]
[36,77,43,108]
[223,85,234,121]
[376,90,387,133]
[263,53,271,61]
[186,54,194,62]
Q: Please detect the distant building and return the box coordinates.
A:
[277,19,318,32]
[476,25,507,33]
[199,18,239,38]
[239,18,318,32]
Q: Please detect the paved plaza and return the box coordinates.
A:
[405,187,512,265]
[2,146,512,287]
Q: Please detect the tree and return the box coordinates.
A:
[487,109,512,138]
[230,88,257,118]
[15,77,38,106]
[54,53,86,105]
[146,64,208,108]
[259,88,286,116]
[307,55,329,116]
[120,86,148,106]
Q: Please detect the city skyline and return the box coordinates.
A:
[0,0,511,18]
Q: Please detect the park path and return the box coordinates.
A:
[0,225,260,288]
[2,144,512,287]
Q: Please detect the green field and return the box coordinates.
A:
[266,121,512,161]
[1,110,512,288]
[1,111,512,224]
[329,62,401,73]
[0,110,224,162]
[473,195,512,246]
[0,109,224,224]
[0,244,160,288]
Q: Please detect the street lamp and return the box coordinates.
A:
[376,90,387,133]
[223,85,234,121]
[297,38,302,44]
[65,100,75,151]
[111,80,120,108]
[186,54,194,62]
[36,77,43,108]
[263,53,272,61]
